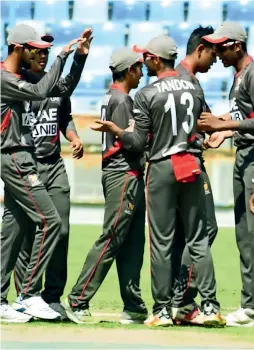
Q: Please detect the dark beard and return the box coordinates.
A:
[20,58,31,70]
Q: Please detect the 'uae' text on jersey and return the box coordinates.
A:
[229,58,254,148]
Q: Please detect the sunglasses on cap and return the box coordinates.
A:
[23,44,50,55]
[216,41,239,53]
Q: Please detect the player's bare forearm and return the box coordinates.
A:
[65,130,80,142]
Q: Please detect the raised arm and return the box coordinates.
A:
[48,28,93,97]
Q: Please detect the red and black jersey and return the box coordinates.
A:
[0,51,68,152]
[120,72,204,162]
[229,57,254,148]
[101,84,144,171]
[176,61,210,155]
[21,70,76,159]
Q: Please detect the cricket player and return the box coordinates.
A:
[62,48,148,325]
[199,21,254,327]
[11,33,89,320]
[91,35,224,327]
[0,24,90,323]
[172,26,219,325]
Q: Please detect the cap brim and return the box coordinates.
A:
[133,45,149,54]
[41,34,54,43]
[202,35,229,44]
[27,40,52,48]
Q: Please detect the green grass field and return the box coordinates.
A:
[8,225,241,312]
[5,225,254,346]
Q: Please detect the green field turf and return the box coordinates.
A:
[9,225,240,312]
[6,225,254,343]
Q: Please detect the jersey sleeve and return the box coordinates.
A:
[120,90,151,152]
[111,98,133,129]
[48,52,88,98]
[246,68,254,108]
[59,97,77,136]
[1,51,68,102]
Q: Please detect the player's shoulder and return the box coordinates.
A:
[109,88,132,104]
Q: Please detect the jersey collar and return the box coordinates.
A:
[235,55,253,78]
[180,60,196,78]
[110,83,128,94]
[158,70,179,79]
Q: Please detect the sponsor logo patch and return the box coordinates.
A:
[32,123,58,137]
[124,202,135,215]
[28,174,41,187]
[204,182,211,195]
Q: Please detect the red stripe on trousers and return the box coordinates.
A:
[11,153,48,295]
[184,264,194,299]
[0,109,11,134]
[14,267,21,295]
[72,174,129,306]
[145,167,152,275]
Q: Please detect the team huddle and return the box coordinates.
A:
[1,21,254,328]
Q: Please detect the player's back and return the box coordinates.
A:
[137,73,203,161]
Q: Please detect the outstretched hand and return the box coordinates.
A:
[77,28,93,55]
[90,120,116,133]
[203,132,226,149]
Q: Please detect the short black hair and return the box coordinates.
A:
[186,25,214,55]
[8,45,15,55]
[159,57,175,69]
[111,62,142,82]
[241,41,247,53]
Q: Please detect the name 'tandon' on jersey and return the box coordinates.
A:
[128,74,204,162]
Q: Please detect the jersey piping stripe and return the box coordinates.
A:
[102,140,123,160]
[51,129,60,143]
[0,108,11,134]
[13,267,21,295]
[11,152,48,295]
[234,56,253,78]
[183,264,194,300]
[72,174,129,306]
[145,167,152,275]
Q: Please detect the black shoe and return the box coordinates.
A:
[48,302,68,321]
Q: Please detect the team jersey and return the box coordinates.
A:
[101,84,144,171]
[120,71,204,162]
[21,71,77,159]
[176,60,210,155]
[0,51,68,151]
[229,57,254,148]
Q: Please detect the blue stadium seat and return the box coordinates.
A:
[85,46,113,75]
[89,23,126,47]
[1,1,10,21]
[74,74,111,97]
[14,1,33,20]
[72,0,107,22]
[188,0,222,26]
[199,77,229,100]
[164,24,198,47]
[149,0,184,23]
[34,1,69,21]
[44,22,81,44]
[226,0,254,23]
[129,22,165,47]
[110,0,147,22]
[45,22,125,48]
